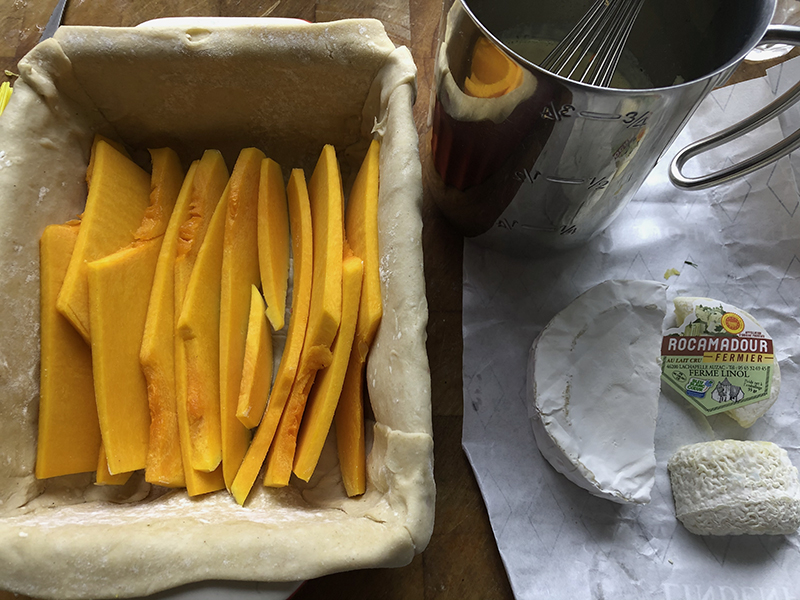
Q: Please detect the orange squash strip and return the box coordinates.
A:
[95,443,133,486]
[293,254,363,481]
[336,139,382,496]
[136,148,185,242]
[141,150,228,487]
[87,148,184,478]
[230,169,313,505]
[140,163,197,487]
[219,148,265,490]
[172,153,230,495]
[88,239,162,474]
[258,158,290,331]
[57,136,151,342]
[176,191,228,476]
[36,221,101,479]
[263,145,344,487]
[235,286,273,429]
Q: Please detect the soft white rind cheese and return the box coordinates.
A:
[668,440,800,535]
[672,297,780,428]
[527,279,666,504]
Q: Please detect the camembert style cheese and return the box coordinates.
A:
[527,279,666,504]
[668,440,800,535]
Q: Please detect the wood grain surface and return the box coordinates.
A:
[0,1,791,599]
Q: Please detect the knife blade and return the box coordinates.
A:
[39,0,69,42]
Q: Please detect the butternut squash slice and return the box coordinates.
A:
[172,153,230,495]
[57,136,151,342]
[87,147,185,478]
[336,139,382,496]
[464,36,523,99]
[230,169,313,505]
[219,147,265,489]
[335,347,367,495]
[141,150,228,487]
[136,148,185,241]
[36,221,101,479]
[95,443,133,486]
[88,239,160,474]
[235,285,273,429]
[176,191,228,475]
[293,254,363,481]
[299,144,344,371]
[140,163,196,486]
[263,145,344,488]
[258,158,290,331]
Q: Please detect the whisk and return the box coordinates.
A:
[540,0,645,87]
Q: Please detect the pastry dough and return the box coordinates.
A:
[0,18,433,599]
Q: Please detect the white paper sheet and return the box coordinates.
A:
[462,57,800,600]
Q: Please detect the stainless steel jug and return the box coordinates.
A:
[429,0,800,252]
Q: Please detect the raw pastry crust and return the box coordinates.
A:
[0,18,433,599]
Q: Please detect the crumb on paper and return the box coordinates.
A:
[664,268,681,280]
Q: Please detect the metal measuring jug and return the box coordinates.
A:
[429,0,800,252]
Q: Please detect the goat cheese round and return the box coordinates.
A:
[526,279,666,504]
[668,440,800,535]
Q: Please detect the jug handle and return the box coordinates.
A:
[669,25,800,190]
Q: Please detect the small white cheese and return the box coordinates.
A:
[672,297,780,428]
[668,440,800,535]
[527,279,666,504]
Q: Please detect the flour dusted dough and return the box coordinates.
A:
[0,18,433,599]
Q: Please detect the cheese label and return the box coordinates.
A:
[661,300,773,416]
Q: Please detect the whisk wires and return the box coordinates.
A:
[541,0,645,87]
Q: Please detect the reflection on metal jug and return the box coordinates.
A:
[430,0,800,253]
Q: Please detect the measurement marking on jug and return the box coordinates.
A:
[540,103,651,128]
[588,176,610,190]
[623,111,650,128]
[512,168,610,190]
[497,218,519,230]
[578,110,621,121]
[495,218,560,234]
[541,102,576,121]
[560,224,578,235]
[547,175,585,185]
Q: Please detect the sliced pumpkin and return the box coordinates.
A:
[335,139,382,496]
[86,147,184,478]
[235,285,273,429]
[300,144,344,371]
[95,442,133,486]
[263,145,344,488]
[176,191,228,476]
[141,149,228,487]
[294,254,363,482]
[230,168,313,505]
[57,136,151,342]
[172,152,230,495]
[88,238,162,474]
[219,147,265,489]
[36,221,102,479]
[258,158,290,331]
[135,148,185,241]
